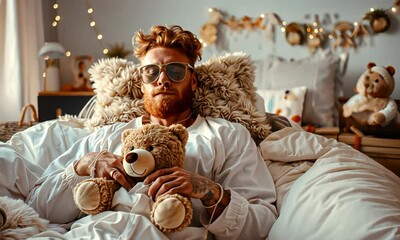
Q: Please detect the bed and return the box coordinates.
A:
[1,52,400,239]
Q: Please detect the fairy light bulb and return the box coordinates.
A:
[103,49,108,54]
[370,8,375,12]
[90,21,96,27]
[53,3,58,9]
[88,8,93,14]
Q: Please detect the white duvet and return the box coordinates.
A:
[1,120,400,239]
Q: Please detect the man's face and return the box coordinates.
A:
[141,47,196,118]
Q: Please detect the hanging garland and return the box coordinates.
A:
[200,0,400,52]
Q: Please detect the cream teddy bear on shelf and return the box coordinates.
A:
[343,62,398,126]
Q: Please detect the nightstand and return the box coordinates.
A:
[38,91,94,122]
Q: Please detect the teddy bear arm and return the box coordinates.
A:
[379,99,399,125]
[343,94,365,117]
[150,194,193,233]
[74,178,120,215]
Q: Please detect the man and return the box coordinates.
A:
[26,25,277,239]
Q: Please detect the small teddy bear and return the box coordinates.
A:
[343,62,398,126]
[0,196,49,239]
[275,89,303,124]
[73,123,193,233]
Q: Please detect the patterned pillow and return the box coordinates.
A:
[84,52,272,144]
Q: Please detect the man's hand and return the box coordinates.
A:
[74,151,135,190]
[144,166,231,221]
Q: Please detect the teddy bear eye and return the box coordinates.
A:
[130,146,135,151]
[147,146,154,151]
[374,79,379,83]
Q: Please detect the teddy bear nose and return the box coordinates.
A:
[126,152,138,163]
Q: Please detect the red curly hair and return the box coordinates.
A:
[133,25,203,66]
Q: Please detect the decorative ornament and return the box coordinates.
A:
[306,15,325,53]
[332,21,356,49]
[224,16,241,31]
[285,22,306,45]
[199,23,218,45]
[105,43,131,58]
[263,13,282,42]
[363,9,391,33]
[254,16,266,30]
[352,23,369,46]
[307,32,324,53]
[241,16,254,30]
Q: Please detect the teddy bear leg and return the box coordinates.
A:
[74,178,120,215]
[150,194,193,233]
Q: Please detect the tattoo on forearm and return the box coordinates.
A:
[191,176,220,205]
[191,177,213,197]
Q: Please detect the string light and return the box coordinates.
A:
[49,1,69,56]
[85,0,108,55]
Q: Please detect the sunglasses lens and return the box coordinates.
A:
[140,62,190,83]
[165,63,187,82]
[141,65,160,83]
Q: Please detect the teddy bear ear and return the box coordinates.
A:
[169,124,189,146]
[367,62,376,70]
[121,129,135,141]
[386,66,395,77]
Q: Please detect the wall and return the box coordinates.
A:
[43,0,400,98]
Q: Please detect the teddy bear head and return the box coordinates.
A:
[121,123,188,182]
[356,62,396,98]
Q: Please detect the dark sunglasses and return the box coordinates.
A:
[139,62,194,84]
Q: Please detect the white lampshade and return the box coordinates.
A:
[39,42,65,91]
[39,42,66,59]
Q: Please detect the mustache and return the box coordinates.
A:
[152,87,175,96]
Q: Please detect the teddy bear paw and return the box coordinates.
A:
[150,194,193,233]
[368,112,386,125]
[74,178,120,215]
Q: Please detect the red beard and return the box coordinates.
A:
[143,85,193,118]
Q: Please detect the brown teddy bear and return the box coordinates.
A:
[343,62,398,127]
[73,124,193,233]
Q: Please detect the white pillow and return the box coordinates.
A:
[255,51,340,127]
[257,86,307,125]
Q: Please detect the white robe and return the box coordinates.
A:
[23,116,278,240]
